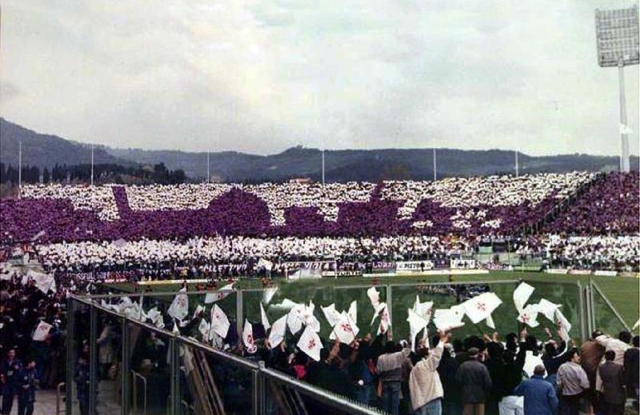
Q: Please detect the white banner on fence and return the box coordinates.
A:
[450,259,477,269]
[593,270,618,277]
[545,269,568,275]
[396,261,434,273]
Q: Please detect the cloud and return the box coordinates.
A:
[1,0,637,157]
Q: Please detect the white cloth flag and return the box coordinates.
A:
[370,303,391,335]
[260,303,271,330]
[210,305,230,339]
[204,283,235,304]
[28,270,56,294]
[167,292,189,321]
[407,309,429,352]
[348,301,357,325]
[257,258,273,271]
[287,304,305,335]
[146,307,162,325]
[461,293,502,324]
[485,314,496,330]
[192,305,205,320]
[537,299,561,322]
[433,307,466,331]
[334,312,359,344]
[297,326,323,362]
[198,319,211,339]
[513,282,535,314]
[243,320,257,353]
[263,287,278,305]
[555,308,572,340]
[322,304,342,327]
[518,304,541,328]
[367,287,380,307]
[32,321,52,341]
[268,315,287,349]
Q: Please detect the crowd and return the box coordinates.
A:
[1,171,613,244]
[24,233,639,275]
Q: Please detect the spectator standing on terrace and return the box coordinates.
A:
[598,350,625,415]
[455,347,492,415]
[409,329,449,415]
[557,348,589,415]
[624,336,639,409]
[17,358,37,415]
[513,365,558,415]
[376,341,412,415]
[1,348,23,415]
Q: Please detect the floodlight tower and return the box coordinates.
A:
[595,5,639,173]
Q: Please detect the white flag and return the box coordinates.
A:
[198,319,210,339]
[555,308,572,340]
[260,303,271,331]
[322,304,342,327]
[334,312,359,344]
[485,314,496,329]
[407,308,429,352]
[192,304,205,320]
[367,287,380,307]
[146,307,162,325]
[537,299,561,322]
[263,287,278,305]
[204,283,234,304]
[210,305,230,339]
[257,258,273,271]
[513,282,535,314]
[287,303,305,335]
[167,292,189,321]
[243,319,257,353]
[268,315,287,349]
[348,301,358,325]
[371,302,391,335]
[518,304,540,328]
[32,321,52,341]
[28,270,55,294]
[297,326,323,362]
[461,293,502,324]
[433,307,466,331]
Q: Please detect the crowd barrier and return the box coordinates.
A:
[63,276,625,415]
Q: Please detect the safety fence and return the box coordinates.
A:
[64,278,626,415]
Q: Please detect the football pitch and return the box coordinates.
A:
[102,271,639,341]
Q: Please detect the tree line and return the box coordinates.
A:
[0,162,187,186]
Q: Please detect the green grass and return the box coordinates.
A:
[101,271,639,341]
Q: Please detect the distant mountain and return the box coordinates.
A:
[1,118,637,182]
[0,118,134,169]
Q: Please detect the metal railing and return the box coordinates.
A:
[131,371,148,415]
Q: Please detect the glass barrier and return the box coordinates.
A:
[94,307,124,415]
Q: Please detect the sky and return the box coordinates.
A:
[0,0,638,156]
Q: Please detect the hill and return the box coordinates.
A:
[2,118,638,182]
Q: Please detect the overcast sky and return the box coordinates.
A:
[1,1,638,156]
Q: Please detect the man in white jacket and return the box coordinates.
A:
[409,329,451,415]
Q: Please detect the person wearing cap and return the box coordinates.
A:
[455,346,492,415]
[514,365,558,415]
[409,329,450,415]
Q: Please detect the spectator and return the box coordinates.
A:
[376,341,412,415]
[514,364,558,415]
[409,329,450,415]
[598,350,626,415]
[623,336,639,409]
[455,347,492,415]
[557,348,589,415]
[17,358,37,415]
[1,348,23,415]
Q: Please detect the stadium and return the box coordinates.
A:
[1,1,639,415]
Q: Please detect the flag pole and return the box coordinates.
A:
[18,141,22,196]
[90,144,94,186]
[432,136,437,181]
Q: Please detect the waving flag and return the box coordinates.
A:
[461,292,502,324]
[334,312,359,344]
[28,270,56,294]
[297,326,323,362]
[513,282,535,314]
[407,309,429,352]
[268,315,287,349]
[517,304,541,328]
[537,299,561,322]
[555,308,572,340]
[348,301,358,325]
[198,319,211,339]
[260,303,271,331]
[287,303,305,335]
[322,304,342,327]
[243,319,257,353]
[33,321,52,341]
[367,287,380,307]
[204,283,235,304]
[167,292,189,321]
[210,305,230,339]
[433,306,466,331]
[371,302,391,335]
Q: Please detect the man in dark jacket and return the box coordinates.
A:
[623,336,639,409]
[455,347,492,415]
[1,348,23,415]
[514,365,558,415]
[599,350,626,415]
[17,358,37,415]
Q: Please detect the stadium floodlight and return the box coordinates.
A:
[595,5,639,173]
